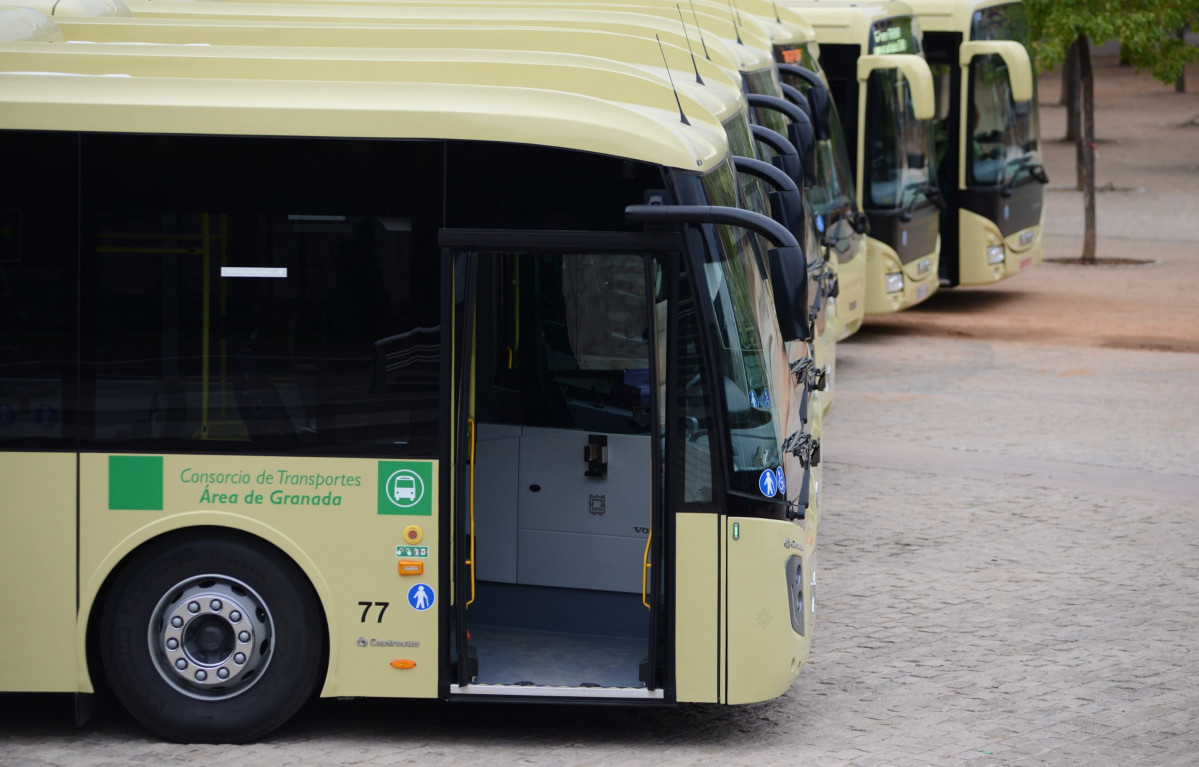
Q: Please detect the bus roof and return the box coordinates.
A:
[253,0,786,57]
[901,0,1014,33]
[0,40,744,125]
[114,1,778,73]
[40,19,746,110]
[778,0,918,46]
[0,70,728,171]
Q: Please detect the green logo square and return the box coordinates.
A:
[377,461,433,516]
[109,455,164,511]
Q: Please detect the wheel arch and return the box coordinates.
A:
[80,514,334,697]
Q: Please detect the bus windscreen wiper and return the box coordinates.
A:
[900,183,945,221]
[1002,161,1050,196]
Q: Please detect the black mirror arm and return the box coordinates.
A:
[733,155,799,193]
[751,124,799,159]
[625,203,799,249]
[777,63,822,90]
[747,93,810,131]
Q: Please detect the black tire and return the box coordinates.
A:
[100,531,323,743]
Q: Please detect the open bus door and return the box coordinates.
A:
[441,229,675,701]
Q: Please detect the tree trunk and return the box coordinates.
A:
[1065,41,1081,140]
[1080,34,1098,265]
[1177,27,1187,94]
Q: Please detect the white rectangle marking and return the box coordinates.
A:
[220,267,287,279]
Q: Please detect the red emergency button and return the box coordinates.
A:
[403,525,423,544]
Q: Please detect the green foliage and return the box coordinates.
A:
[1025,0,1199,84]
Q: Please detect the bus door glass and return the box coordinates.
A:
[969,4,1042,193]
[865,68,939,213]
[442,232,672,697]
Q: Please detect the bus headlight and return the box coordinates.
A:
[884,272,904,293]
[986,244,1006,265]
[785,556,805,635]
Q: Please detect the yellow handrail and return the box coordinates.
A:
[641,527,652,610]
[465,417,477,608]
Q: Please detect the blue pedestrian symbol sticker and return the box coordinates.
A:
[748,389,759,408]
[407,583,435,611]
[774,466,786,496]
[761,388,771,408]
[759,469,778,498]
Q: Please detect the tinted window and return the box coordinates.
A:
[78,135,443,456]
[0,132,78,449]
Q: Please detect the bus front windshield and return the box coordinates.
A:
[743,67,791,135]
[864,68,938,211]
[700,161,796,499]
[968,3,1042,190]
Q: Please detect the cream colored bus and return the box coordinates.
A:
[783,0,942,315]
[0,23,823,744]
[904,0,1044,286]
[40,0,835,448]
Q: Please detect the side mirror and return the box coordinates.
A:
[787,111,817,186]
[734,155,807,245]
[751,124,802,191]
[857,54,936,120]
[747,94,816,188]
[960,40,1034,103]
[777,64,833,142]
[768,246,812,343]
[781,83,813,124]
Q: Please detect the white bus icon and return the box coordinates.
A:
[394,475,417,502]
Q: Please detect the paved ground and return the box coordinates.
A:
[3,55,1198,766]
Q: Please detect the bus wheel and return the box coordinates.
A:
[99,533,322,743]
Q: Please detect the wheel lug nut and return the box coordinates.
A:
[234,653,247,665]
[171,616,184,628]
[175,659,188,670]
[238,631,251,643]
[195,670,207,682]
[218,668,230,680]
[166,638,179,650]
[210,599,223,612]
[229,611,241,623]
[188,601,200,614]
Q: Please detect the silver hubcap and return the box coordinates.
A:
[149,575,273,699]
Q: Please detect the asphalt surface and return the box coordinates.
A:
[3,55,1198,766]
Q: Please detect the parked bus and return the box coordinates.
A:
[0,28,822,744]
[904,0,1044,286]
[783,0,941,315]
[65,0,838,421]
[679,0,868,343]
